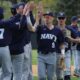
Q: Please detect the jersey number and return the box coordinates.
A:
[52,42,55,48]
[0,29,4,39]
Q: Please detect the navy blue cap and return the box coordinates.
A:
[71,16,78,22]
[10,4,17,15]
[57,12,66,18]
[0,7,4,14]
[16,2,25,9]
[43,11,55,17]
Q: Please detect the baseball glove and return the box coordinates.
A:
[59,56,65,69]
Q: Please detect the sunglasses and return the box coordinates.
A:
[58,17,65,20]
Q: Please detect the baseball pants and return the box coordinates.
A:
[38,52,57,80]
[11,53,24,80]
[77,50,80,76]
[22,42,33,80]
[0,46,12,80]
[64,50,71,76]
[56,53,64,80]
[71,46,79,74]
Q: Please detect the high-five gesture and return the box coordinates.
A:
[36,1,44,19]
[23,3,30,16]
[29,1,36,11]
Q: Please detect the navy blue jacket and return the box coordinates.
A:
[9,14,27,55]
[0,14,21,47]
[77,31,80,51]
[70,25,78,46]
[20,11,35,46]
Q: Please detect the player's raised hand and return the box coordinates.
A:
[23,3,30,16]
[37,1,44,18]
[35,1,44,23]
[29,1,36,11]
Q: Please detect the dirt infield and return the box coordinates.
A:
[32,65,75,76]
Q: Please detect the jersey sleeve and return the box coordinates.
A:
[20,15,27,29]
[55,28,65,53]
[57,29,65,45]
[36,25,43,34]
[67,26,78,38]
[0,14,21,29]
[29,11,35,25]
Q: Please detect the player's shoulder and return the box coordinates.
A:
[66,25,72,29]
[37,24,45,29]
[66,25,75,31]
[36,24,46,33]
[66,25,78,35]
[54,26,63,32]
[66,25,76,30]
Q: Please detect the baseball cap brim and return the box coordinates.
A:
[71,16,78,22]
[15,2,25,9]
[43,12,55,17]
[57,12,66,18]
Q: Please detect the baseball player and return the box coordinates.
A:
[9,2,27,80]
[21,4,65,80]
[56,12,79,80]
[37,12,64,80]
[75,17,80,77]
[10,4,17,80]
[76,25,80,77]
[9,2,35,80]
[56,12,66,80]
[0,6,22,80]
[0,7,12,80]
[70,16,79,76]
[21,1,35,80]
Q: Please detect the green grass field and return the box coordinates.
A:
[32,50,38,65]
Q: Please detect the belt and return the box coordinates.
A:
[39,51,55,55]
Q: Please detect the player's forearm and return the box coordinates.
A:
[27,16,37,32]
[27,22,36,32]
[60,44,65,56]
[20,15,27,28]
[68,37,80,43]
[0,14,21,30]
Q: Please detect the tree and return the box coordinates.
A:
[20,0,30,3]
[55,0,80,24]
[10,0,17,4]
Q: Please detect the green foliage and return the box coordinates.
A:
[71,77,78,80]
[55,0,80,24]
[0,1,11,19]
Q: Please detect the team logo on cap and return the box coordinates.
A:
[60,12,64,16]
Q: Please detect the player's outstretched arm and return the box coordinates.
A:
[21,2,43,32]
[20,3,37,32]
[68,37,80,43]
[0,14,21,29]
